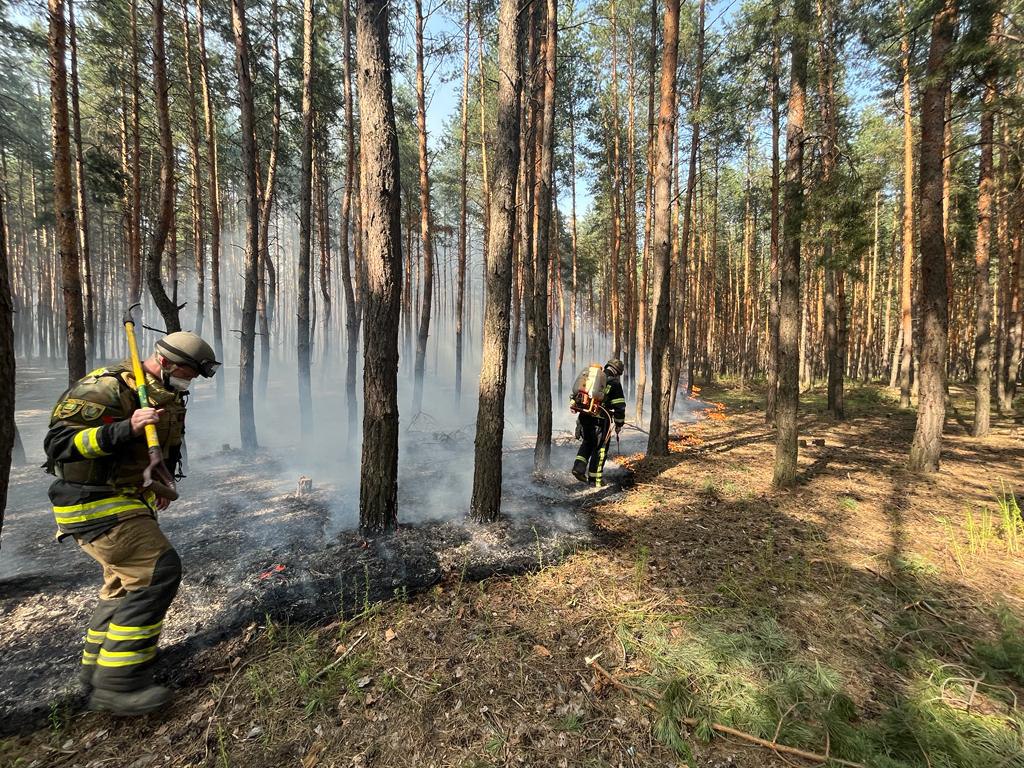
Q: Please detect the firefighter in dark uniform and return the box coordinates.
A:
[572,359,626,487]
[44,331,219,715]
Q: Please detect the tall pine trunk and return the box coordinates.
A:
[355,0,403,533]
[68,0,93,365]
[646,0,680,456]
[766,0,781,423]
[230,0,261,449]
[455,0,470,403]
[532,0,556,471]
[772,0,810,488]
[48,0,86,383]
[471,0,523,522]
[899,4,914,408]
[909,0,957,472]
[0,188,13,546]
[148,0,180,333]
[971,10,999,437]
[297,0,314,437]
[412,0,435,415]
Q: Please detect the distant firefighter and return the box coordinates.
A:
[43,330,219,716]
[570,358,626,487]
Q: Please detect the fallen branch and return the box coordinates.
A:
[309,631,368,683]
[587,659,867,768]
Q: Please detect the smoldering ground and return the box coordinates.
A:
[0,320,698,735]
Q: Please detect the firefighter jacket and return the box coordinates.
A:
[603,376,627,429]
[44,361,186,542]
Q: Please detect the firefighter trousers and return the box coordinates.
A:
[573,414,610,486]
[78,515,182,692]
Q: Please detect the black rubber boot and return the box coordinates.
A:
[88,685,172,716]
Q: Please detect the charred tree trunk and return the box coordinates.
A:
[412,0,435,415]
[231,0,261,449]
[532,0,556,470]
[148,0,180,333]
[355,0,403,534]
[772,0,810,488]
[49,0,86,383]
[909,0,957,472]
[297,0,315,437]
[471,0,523,522]
[646,0,680,456]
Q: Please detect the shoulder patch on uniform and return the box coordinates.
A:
[81,402,106,421]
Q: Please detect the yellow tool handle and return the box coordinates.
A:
[124,319,161,451]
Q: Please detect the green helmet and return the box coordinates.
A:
[604,358,625,377]
[155,331,220,377]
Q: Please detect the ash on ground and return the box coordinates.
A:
[0,368,643,735]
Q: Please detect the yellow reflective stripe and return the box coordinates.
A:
[575,455,586,462]
[85,629,106,643]
[107,621,163,640]
[73,427,109,459]
[97,647,157,667]
[608,398,626,405]
[53,496,150,524]
[82,651,98,665]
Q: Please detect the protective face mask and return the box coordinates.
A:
[162,372,192,392]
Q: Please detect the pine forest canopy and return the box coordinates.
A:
[0,0,1022,532]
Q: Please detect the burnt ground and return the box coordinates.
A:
[0,366,681,737]
[4,380,1021,768]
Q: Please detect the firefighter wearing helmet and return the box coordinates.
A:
[570,358,626,487]
[43,331,219,715]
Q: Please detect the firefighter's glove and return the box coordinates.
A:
[615,423,623,436]
[574,421,583,440]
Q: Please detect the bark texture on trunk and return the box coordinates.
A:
[48,0,86,383]
[909,0,957,473]
[971,11,999,437]
[772,0,810,488]
[532,0,556,470]
[297,0,314,437]
[766,0,781,424]
[355,0,403,533]
[148,0,181,333]
[899,4,914,408]
[455,0,470,402]
[0,190,13,546]
[646,0,681,456]
[413,0,434,415]
[471,0,523,522]
[231,0,261,449]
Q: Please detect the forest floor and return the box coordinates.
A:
[3,381,1024,768]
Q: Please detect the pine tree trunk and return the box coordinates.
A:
[68,0,93,365]
[646,0,680,456]
[196,0,224,400]
[413,0,435,415]
[48,0,86,383]
[471,0,523,522]
[339,0,360,441]
[772,0,810,488]
[0,187,14,545]
[899,4,914,408]
[180,0,205,337]
[296,0,315,437]
[971,11,999,437]
[257,0,280,399]
[127,0,142,305]
[355,0,403,533]
[148,0,181,333]
[908,0,957,473]
[532,0,556,471]
[455,0,470,403]
[766,0,781,424]
[230,0,261,449]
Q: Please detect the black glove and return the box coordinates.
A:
[615,423,623,436]
[574,421,583,440]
